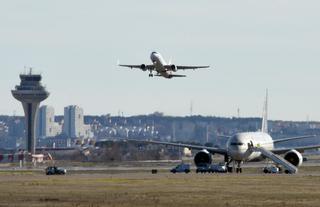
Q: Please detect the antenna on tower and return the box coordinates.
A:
[206,125,209,143]
[261,89,268,133]
[190,101,193,116]
[172,122,176,142]
[237,107,240,118]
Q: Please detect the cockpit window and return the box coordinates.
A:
[230,142,244,146]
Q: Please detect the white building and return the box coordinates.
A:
[36,106,62,138]
[63,105,92,138]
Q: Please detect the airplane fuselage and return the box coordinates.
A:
[226,132,274,162]
[150,52,173,78]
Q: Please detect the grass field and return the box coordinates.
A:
[0,167,320,207]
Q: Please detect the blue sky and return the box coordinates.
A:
[0,1,319,121]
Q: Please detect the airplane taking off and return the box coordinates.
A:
[128,91,319,173]
[118,51,210,79]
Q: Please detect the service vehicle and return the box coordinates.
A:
[170,163,190,173]
[209,163,227,173]
[196,164,210,173]
[45,166,67,175]
[263,165,279,174]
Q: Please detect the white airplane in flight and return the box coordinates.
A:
[128,91,319,173]
[118,51,210,79]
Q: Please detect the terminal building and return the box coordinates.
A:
[63,105,92,138]
[36,105,62,139]
[36,105,92,148]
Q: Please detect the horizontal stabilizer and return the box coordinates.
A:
[154,74,186,78]
[169,74,186,78]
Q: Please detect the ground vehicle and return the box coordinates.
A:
[196,164,210,173]
[170,163,190,173]
[45,166,67,175]
[196,163,227,173]
[209,163,227,173]
[263,165,279,174]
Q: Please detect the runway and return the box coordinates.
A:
[0,167,320,207]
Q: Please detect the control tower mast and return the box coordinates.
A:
[11,69,49,154]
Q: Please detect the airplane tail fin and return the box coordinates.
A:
[261,89,268,133]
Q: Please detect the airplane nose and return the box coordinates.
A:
[150,52,157,62]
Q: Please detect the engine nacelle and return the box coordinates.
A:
[194,149,212,167]
[140,64,147,71]
[170,64,177,72]
[284,149,303,167]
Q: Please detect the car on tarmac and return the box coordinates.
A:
[263,165,279,174]
[45,166,67,175]
[170,163,190,173]
[209,163,227,173]
[196,163,227,173]
[196,164,210,173]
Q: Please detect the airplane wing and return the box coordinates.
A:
[217,134,232,138]
[273,135,316,144]
[164,65,210,70]
[36,147,76,151]
[177,65,209,70]
[124,139,227,155]
[118,64,155,70]
[271,144,320,154]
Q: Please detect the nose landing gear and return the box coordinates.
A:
[148,69,154,77]
[236,161,242,173]
[225,155,243,173]
[225,155,234,173]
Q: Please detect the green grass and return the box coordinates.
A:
[0,168,320,207]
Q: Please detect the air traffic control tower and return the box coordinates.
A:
[11,69,49,155]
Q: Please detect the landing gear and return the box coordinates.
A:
[236,161,242,173]
[236,168,242,173]
[225,155,233,173]
[224,155,243,174]
[148,69,154,77]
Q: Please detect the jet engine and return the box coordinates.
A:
[194,149,212,167]
[284,149,303,167]
[140,64,147,71]
[170,64,178,72]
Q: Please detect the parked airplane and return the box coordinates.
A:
[128,91,319,173]
[118,51,210,79]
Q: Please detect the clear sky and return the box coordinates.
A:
[0,1,319,121]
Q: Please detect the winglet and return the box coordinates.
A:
[116,59,120,66]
